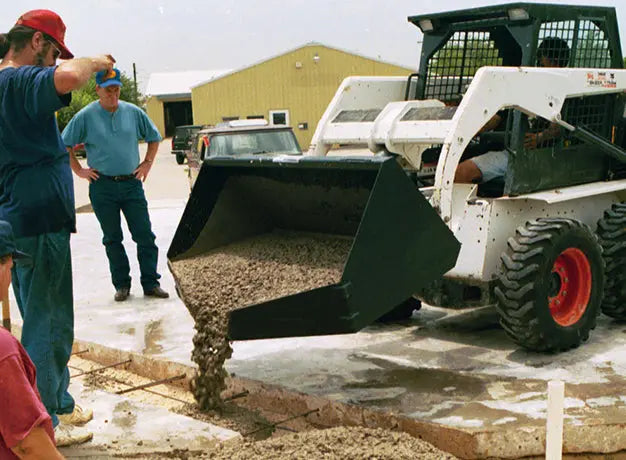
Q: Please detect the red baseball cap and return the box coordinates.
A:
[16,9,73,59]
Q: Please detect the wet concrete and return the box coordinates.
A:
[59,380,239,458]
[8,148,626,456]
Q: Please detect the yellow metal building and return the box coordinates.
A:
[191,43,415,149]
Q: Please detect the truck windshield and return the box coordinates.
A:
[209,130,301,156]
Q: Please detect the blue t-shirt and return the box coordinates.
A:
[0,66,75,238]
[62,100,162,176]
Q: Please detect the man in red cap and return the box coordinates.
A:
[0,9,114,447]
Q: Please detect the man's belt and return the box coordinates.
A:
[99,174,136,182]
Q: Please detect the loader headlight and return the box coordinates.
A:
[508,8,529,21]
[418,19,434,32]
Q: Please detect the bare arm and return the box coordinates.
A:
[11,426,64,460]
[67,147,99,182]
[134,142,159,182]
[524,122,562,149]
[67,147,81,175]
[54,55,115,95]
[478,113,502,134]
[144,141,159,163]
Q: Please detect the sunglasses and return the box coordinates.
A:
[47,40,61,60]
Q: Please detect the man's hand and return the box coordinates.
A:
[55,55,116,94]
[133,161,152,182]
[524,132,540,150]
[76,167,99,183]
[92,54,116,73]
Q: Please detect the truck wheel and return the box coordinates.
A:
[596,203,626,319]
[376,297,421,322]
[494,219,604,352]
[176,153,186,165]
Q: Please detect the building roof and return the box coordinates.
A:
[145,69,232,98]
[191,42,416,89]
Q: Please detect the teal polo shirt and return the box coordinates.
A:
[62,100,162,176]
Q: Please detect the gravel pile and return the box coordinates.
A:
[205,426,457,459]
[170,231,352,409]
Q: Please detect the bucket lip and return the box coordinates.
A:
[204,154,393,169]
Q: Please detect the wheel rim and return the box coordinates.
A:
[548,247,592,327]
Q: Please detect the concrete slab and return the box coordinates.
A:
[59,380,239,458]
[8,147,626,457]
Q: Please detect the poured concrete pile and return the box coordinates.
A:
[170,231,352,409]
[207,426,457,459]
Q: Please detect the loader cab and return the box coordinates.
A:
[409,3,625,196]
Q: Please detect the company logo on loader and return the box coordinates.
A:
[586,71,617,88]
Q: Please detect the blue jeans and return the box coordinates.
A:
[12,230,75,427]
[89,177,161,292]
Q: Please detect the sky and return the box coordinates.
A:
[2,0,625,91]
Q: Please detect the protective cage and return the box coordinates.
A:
[408,3,625,195]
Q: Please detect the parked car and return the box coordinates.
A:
[73,143,86,158]
[187,119,302,188]
[172,124,205,165]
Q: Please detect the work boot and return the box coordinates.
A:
[58,405,93,425]
[114,287,130,302]
[144,286,169,299]
[54,423,93,447]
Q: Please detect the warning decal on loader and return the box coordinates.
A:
[586,71,617,89]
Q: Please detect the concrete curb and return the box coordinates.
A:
[50,332,624,459]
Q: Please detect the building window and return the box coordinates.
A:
[222,116,239,122]
[247,115,264,120]
[269,110,289,126]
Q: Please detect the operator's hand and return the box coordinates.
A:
[76,167,99,183]
[133,160,152,182]
[92,54,116,73]
[0,256,13,296]
[524,132,539,150]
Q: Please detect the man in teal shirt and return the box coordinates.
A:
[63,68,169,301]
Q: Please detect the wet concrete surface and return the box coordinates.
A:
[59,380,239,458]
[9,146,626,441]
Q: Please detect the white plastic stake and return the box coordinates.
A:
[546,380,565,460]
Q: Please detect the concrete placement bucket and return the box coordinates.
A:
[168,155,460,340]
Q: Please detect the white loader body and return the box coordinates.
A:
[309,67,626,283]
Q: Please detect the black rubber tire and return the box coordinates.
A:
[494,218,604,352]
[376,297,422,322]
[596,203,626,319]
[176,153,185,165]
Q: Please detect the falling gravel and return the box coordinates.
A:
[170,231,352,409]
[204,426,457,459]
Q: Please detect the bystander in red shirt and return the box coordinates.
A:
[0,327,55,458]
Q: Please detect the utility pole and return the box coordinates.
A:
[132,62,138,105]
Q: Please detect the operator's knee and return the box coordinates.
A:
[455,160,482,183]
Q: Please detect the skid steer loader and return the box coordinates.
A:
[169,3,626,352]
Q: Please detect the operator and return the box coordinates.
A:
[0,9,115,446]
[62,68,169,302]
[455,37,571,183]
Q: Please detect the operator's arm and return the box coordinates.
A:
[478,113,502,134]
[524,122,562,149]
[11,426,64,460]
[54,55,115,95]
